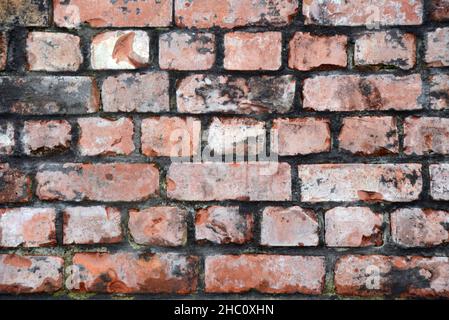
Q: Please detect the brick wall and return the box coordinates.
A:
[0,0,449,299]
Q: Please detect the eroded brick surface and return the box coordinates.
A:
[63,206,122,245]
[298,164,422,202]
[129,207,187,246]
[0,208,56,248]
[0,0,49,26]
[205,255,325,294]
[426,28,449,67]
[22,120,71,156]
[0,255,63,294]
[431,0,449,21]
[0,122,15,155]
[195,206,253,244]
[0,164,31,203]
[325,207,383,247]
[175,0,299,28]
[430,73,449,109]
[335,255,449,297]
[177,74,295,114]
[36,163,159,202]
[0,33,7,71]
[430,164,449,200]
[404,117,449,155]
[261,207,319,247]
[68,252,198,294]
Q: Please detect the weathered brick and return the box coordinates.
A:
[101,72,169,113]
[288,32,347,71]
[354,31,416,70]
[431,0,449,21]
[0,208,56,248]
[36,163,159,202]
[338,116,399,155]
[430,73,449,110]
[195,206,253,244]
[78,117,134,156]
[224,32,282,71]
[0,76,99,115]
[303,74,422,112]
[0,122,14,155]
[175,0,299,28]
[91,31,150,70]
[54,0,172,28]
[430,164,449,200]
[177,74,295,114]
[159,31,215,71]
[426,28,449,67]
[22,120,71,156]
[303,0,423,26]
[272,118,331,156]
[63,206,122,245]
[335,255,449,297]
[0,255,63,294]
[391,208,449,247]
[26,32,83,72]
[298,164,422,202]
[261,207,319,247]
[0,0,49,26]
[325,207,383,247]
[129,207,187,246]
[141,117,201,157]
[205,255,325,294]
[206,117,265,156]
[167,162,291,201]
[0,164,31,203]
[68,252,198,294]
[404,117,449,155]
[0,33,6,70]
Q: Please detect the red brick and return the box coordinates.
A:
[303,74,422,111]
[129,207,187,246]
[431,0,449,21]
[0,255,63,294]
[63,206,122,245]
[167,162,291,201]
[338,116,398,155]
[26,32,83,72]
[101,72,169,113]
[54,0,172,28]
[175,0,299,28]
[325,207,383,247]
[205,255,325,294]
[391,208,449,247]
[261,207,319,247]
[426,28,449,67]
[22,120,71,156]
[335,255,449,297]
[272,118,330,156]
[159,31,215,71]
[404,117,449,155]
[78,117,134,156]
[91,31,150,70]
[206,117,265,156]
[0,76,99,115]
[430,164,449,200]
[141,117,201,157]
[0,164,31,203]
[195,206,253,244]
[0,0,49,26]
[298,164,422,202]
[288,32,347,71]
[354,31,416,70]
[177,74,295,114]
[430,73,449,110]
[303,0,423,26]
[224,32,282,71]
[0,208,56,248]
[0,122,14,155]
[0,32,6,70]
[36,163,159,202]
[68,252,198,294]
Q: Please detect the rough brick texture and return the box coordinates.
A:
[2,0,449,301]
